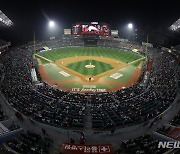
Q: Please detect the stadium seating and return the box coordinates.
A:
[0,104,6,121]
[169,111,180,126]
[0,38,178,132]
[5,131,51,154]
[116,134,168,154]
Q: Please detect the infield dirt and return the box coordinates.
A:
[54,56,127,82]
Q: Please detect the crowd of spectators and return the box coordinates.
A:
[98,38,145,52]
[169,111,180,126]
[116,134,168,154]
[0,103,6,121]
[5,131,51,154]
[26,35,84,52]
[0,39,10,53]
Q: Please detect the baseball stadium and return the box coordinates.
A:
[0,4,180,154]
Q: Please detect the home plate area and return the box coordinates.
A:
[110,73,123,79]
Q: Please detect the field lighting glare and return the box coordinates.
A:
[49,21,55,27]
[128,23,133,29]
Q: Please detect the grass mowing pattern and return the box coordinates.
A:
[67,60,114,76]
[38,47,143,63]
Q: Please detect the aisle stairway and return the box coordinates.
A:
[83,103,94,143]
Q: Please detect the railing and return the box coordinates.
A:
[0,128,24,142]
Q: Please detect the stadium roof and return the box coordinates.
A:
[0,10,13,27]
[169,18,180,32]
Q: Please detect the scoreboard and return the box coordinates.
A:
[72,22,110,36]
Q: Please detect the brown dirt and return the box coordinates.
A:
[38,56,142,93]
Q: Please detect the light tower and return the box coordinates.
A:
[128,23,133,29]
[49,20,56,40]
[127,23,134,41]
[49,21,55,28]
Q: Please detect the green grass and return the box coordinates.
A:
[37,47,144,63]
[67,60,114,76]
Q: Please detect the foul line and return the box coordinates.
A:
[34,54,53,63]
[128,57,146,65]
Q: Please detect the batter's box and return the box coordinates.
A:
[59,71,70,77]
[110,73,123,79]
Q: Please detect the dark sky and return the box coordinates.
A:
[0,0,179,44]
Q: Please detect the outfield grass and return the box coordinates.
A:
[37,47,143,63]
[67,59,114,76]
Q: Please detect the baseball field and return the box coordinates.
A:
[35,47,146,93]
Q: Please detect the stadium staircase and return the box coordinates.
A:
[83,103,93,143]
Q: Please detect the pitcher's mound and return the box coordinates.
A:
[85,64,95,68]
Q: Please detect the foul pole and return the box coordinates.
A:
[145,34,149,54]
[33,31,36,53]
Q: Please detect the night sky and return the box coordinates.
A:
[0,0,179,44]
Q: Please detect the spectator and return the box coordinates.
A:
[70,138,75,144]
[79,137,85,145]
[42,128,47,136]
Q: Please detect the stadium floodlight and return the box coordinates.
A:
[49,21,55,28]
[128,23,133,29]
[169,18,180,32]
[127,23,134,41]
[0,10,13,27]
[48,20,56,40]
